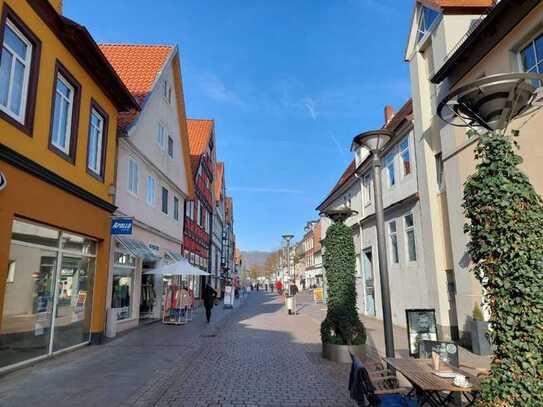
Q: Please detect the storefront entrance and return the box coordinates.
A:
[0,219,96,369]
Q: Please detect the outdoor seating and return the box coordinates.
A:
[349,353,416,406]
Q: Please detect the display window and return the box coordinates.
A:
[111,244,136,321]
[1,219,96,368]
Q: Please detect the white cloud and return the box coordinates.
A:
[198,73,247,108]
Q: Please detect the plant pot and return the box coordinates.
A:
[322,342,371,363]
[471,319,491,356]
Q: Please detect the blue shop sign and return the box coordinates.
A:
[111,217,133,235]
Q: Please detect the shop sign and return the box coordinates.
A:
[111,217,133,235]
[0,171,6,191]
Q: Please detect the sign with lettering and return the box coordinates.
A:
[111,217,133,235]
[0,171,6,191]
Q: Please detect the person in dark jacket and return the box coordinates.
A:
[203,283,217,323]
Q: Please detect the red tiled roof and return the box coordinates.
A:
[316,160,356,211]
[225,197,233,224]
[187,119,214,156]
[384,99,413,132]
[419,0,494,10]
[215,162,224,203]
[99,44,173,105]
[186,119,214,176]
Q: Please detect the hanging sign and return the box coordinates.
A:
[0,171,6,191]
[111,217,133,235]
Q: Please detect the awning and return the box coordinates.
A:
[145,257,210,276]
[165,250,183,262]
[115,236,160,262]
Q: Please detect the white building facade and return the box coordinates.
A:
[101,45,193,333]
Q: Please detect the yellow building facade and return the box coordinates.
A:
[0,0,137,371]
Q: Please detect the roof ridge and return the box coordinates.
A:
[187,118,215,122]
[99,42,175,49]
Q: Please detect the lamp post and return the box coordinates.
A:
[282,234,294,285]
[352,129,395,359]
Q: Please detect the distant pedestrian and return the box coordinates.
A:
[275,280,283,295]
[203,283,217,323]
[256,283,260,292]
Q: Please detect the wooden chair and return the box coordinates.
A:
[349,353,415,406]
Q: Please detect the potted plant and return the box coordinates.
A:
[320,208,367,363]
[470,302,491,356]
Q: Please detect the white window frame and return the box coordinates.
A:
[146,175,156,206]
[404,213,417,262]
[157,123,166,151]
[87,108,104,175]
[362,173,372,206]
[161,186,169,215]
[388,220,399,264]
[185,201,192,220]
[51,73,75,154]
[399,137,411,178]
[167,135,174,159]
[128,158,139,195]
[173,196,180,221]
[0,19,32,124]
[384,152,396,187]
[518,32,543,87]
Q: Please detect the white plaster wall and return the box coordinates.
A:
[128,61,189,195]
[360,201,428,327]
[116,141,184,243]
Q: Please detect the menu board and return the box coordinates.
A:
[405,309,438,356]
[419,340,459,367]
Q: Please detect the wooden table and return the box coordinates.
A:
[385,358,481,406]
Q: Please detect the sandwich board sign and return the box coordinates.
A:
[111,217,133,235]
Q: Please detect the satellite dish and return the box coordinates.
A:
[437,73,543,131]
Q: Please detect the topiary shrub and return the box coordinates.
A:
[463,130,543,406]
[320,220,366,346]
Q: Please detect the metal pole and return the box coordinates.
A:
[372,153,395,358]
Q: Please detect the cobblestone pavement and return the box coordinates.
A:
[0,292,356,407]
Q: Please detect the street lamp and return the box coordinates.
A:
[437,72,543,131]
[352,129,395,359]
[282,234,294,285]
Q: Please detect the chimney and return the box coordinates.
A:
[48,0,63,14]
[384,105,395,126]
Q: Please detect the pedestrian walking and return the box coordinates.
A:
[203,282,217,323]
[287,283,298,315]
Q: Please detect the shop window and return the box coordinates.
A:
[1,219,96,369]
[112,246,136,321]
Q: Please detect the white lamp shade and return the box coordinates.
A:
[353,130,393,152]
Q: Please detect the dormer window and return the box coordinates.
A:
[417,7,439,42]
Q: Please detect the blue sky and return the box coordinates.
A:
[66,0,413,252]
